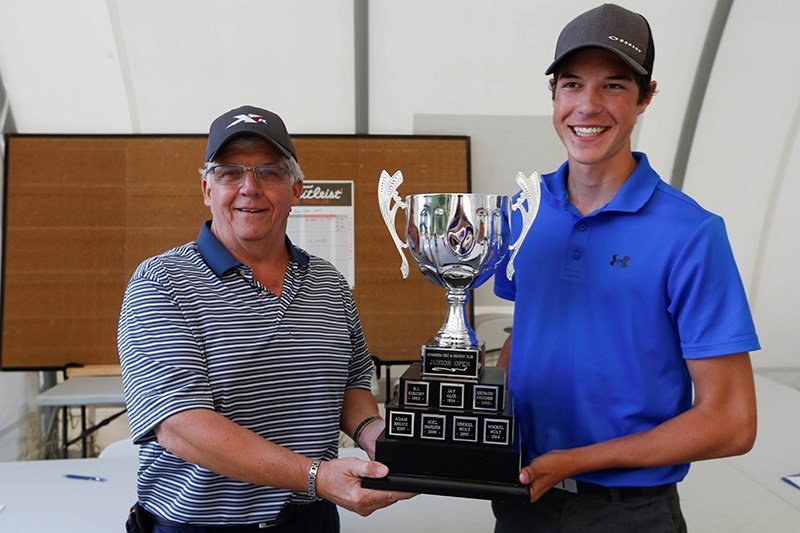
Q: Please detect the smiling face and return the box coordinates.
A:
[552,48,656,177]
[202,138,302,257]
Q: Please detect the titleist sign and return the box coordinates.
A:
[299,182,352,206]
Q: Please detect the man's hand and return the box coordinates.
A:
[315,457,415,516]
[519,450,574,502]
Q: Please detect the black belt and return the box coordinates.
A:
[152,502,315,532]
[553,479,674,498]
[153,517,279,532]
[153,518,273,532]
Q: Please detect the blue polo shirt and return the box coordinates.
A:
[494,153,759,487]
[119,221,373,525]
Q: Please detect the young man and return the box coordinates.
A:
[492,5,759,532]
[119,105,407,532]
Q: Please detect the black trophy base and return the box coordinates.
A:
[363,432,528,502]
[362,473,528,502]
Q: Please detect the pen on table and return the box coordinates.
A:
[64,474,107,482]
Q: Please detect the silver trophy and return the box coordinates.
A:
[378,170,540,380]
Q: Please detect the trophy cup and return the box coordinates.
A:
[362,169,540,501]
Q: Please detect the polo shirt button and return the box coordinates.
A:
[577,223,587,231]
[572,251,581,260]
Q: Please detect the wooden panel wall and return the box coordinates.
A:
[1,134,470,369]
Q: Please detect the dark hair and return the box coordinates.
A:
[548,72,655,105]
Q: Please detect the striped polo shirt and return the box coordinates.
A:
[118,221,374,525]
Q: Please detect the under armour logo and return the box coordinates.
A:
[610,254,630,268]
[226,113,270,129]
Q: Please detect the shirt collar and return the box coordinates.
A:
[197,220,310,278]
[542,152,660,215]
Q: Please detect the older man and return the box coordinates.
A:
[119,105,406,532]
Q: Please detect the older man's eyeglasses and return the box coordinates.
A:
[207,164,290,187]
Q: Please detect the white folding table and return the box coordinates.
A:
[36,376,127,458]
[0,456,137,532]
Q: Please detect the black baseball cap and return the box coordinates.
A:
[545,3,654,77]
[204,105,298,163]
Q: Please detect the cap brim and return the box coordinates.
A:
[545,44,648,76]
[206,130,294,163]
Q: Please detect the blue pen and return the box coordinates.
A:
[64,474,107,482]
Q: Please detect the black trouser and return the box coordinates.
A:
[492,483,687,533]
[150,500,340,533]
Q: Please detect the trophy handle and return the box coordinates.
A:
[378,170,410,278]
[506,171,541,281]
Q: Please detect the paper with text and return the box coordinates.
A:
[288,181,355,288]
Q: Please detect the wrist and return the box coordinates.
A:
[353,415,382,449]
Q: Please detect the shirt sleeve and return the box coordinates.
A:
[342,275,375,391]
[667,216,760,359]
[118,271,215,444]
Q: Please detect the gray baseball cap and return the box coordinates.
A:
[545,3,654,77]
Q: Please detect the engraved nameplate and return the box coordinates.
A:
[388,410,415,438]
[421,344,483,380]
[403,380,430,407]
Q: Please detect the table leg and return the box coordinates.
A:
[385,366,393,403]
[80,406,88,457]
[61,406,68,458]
